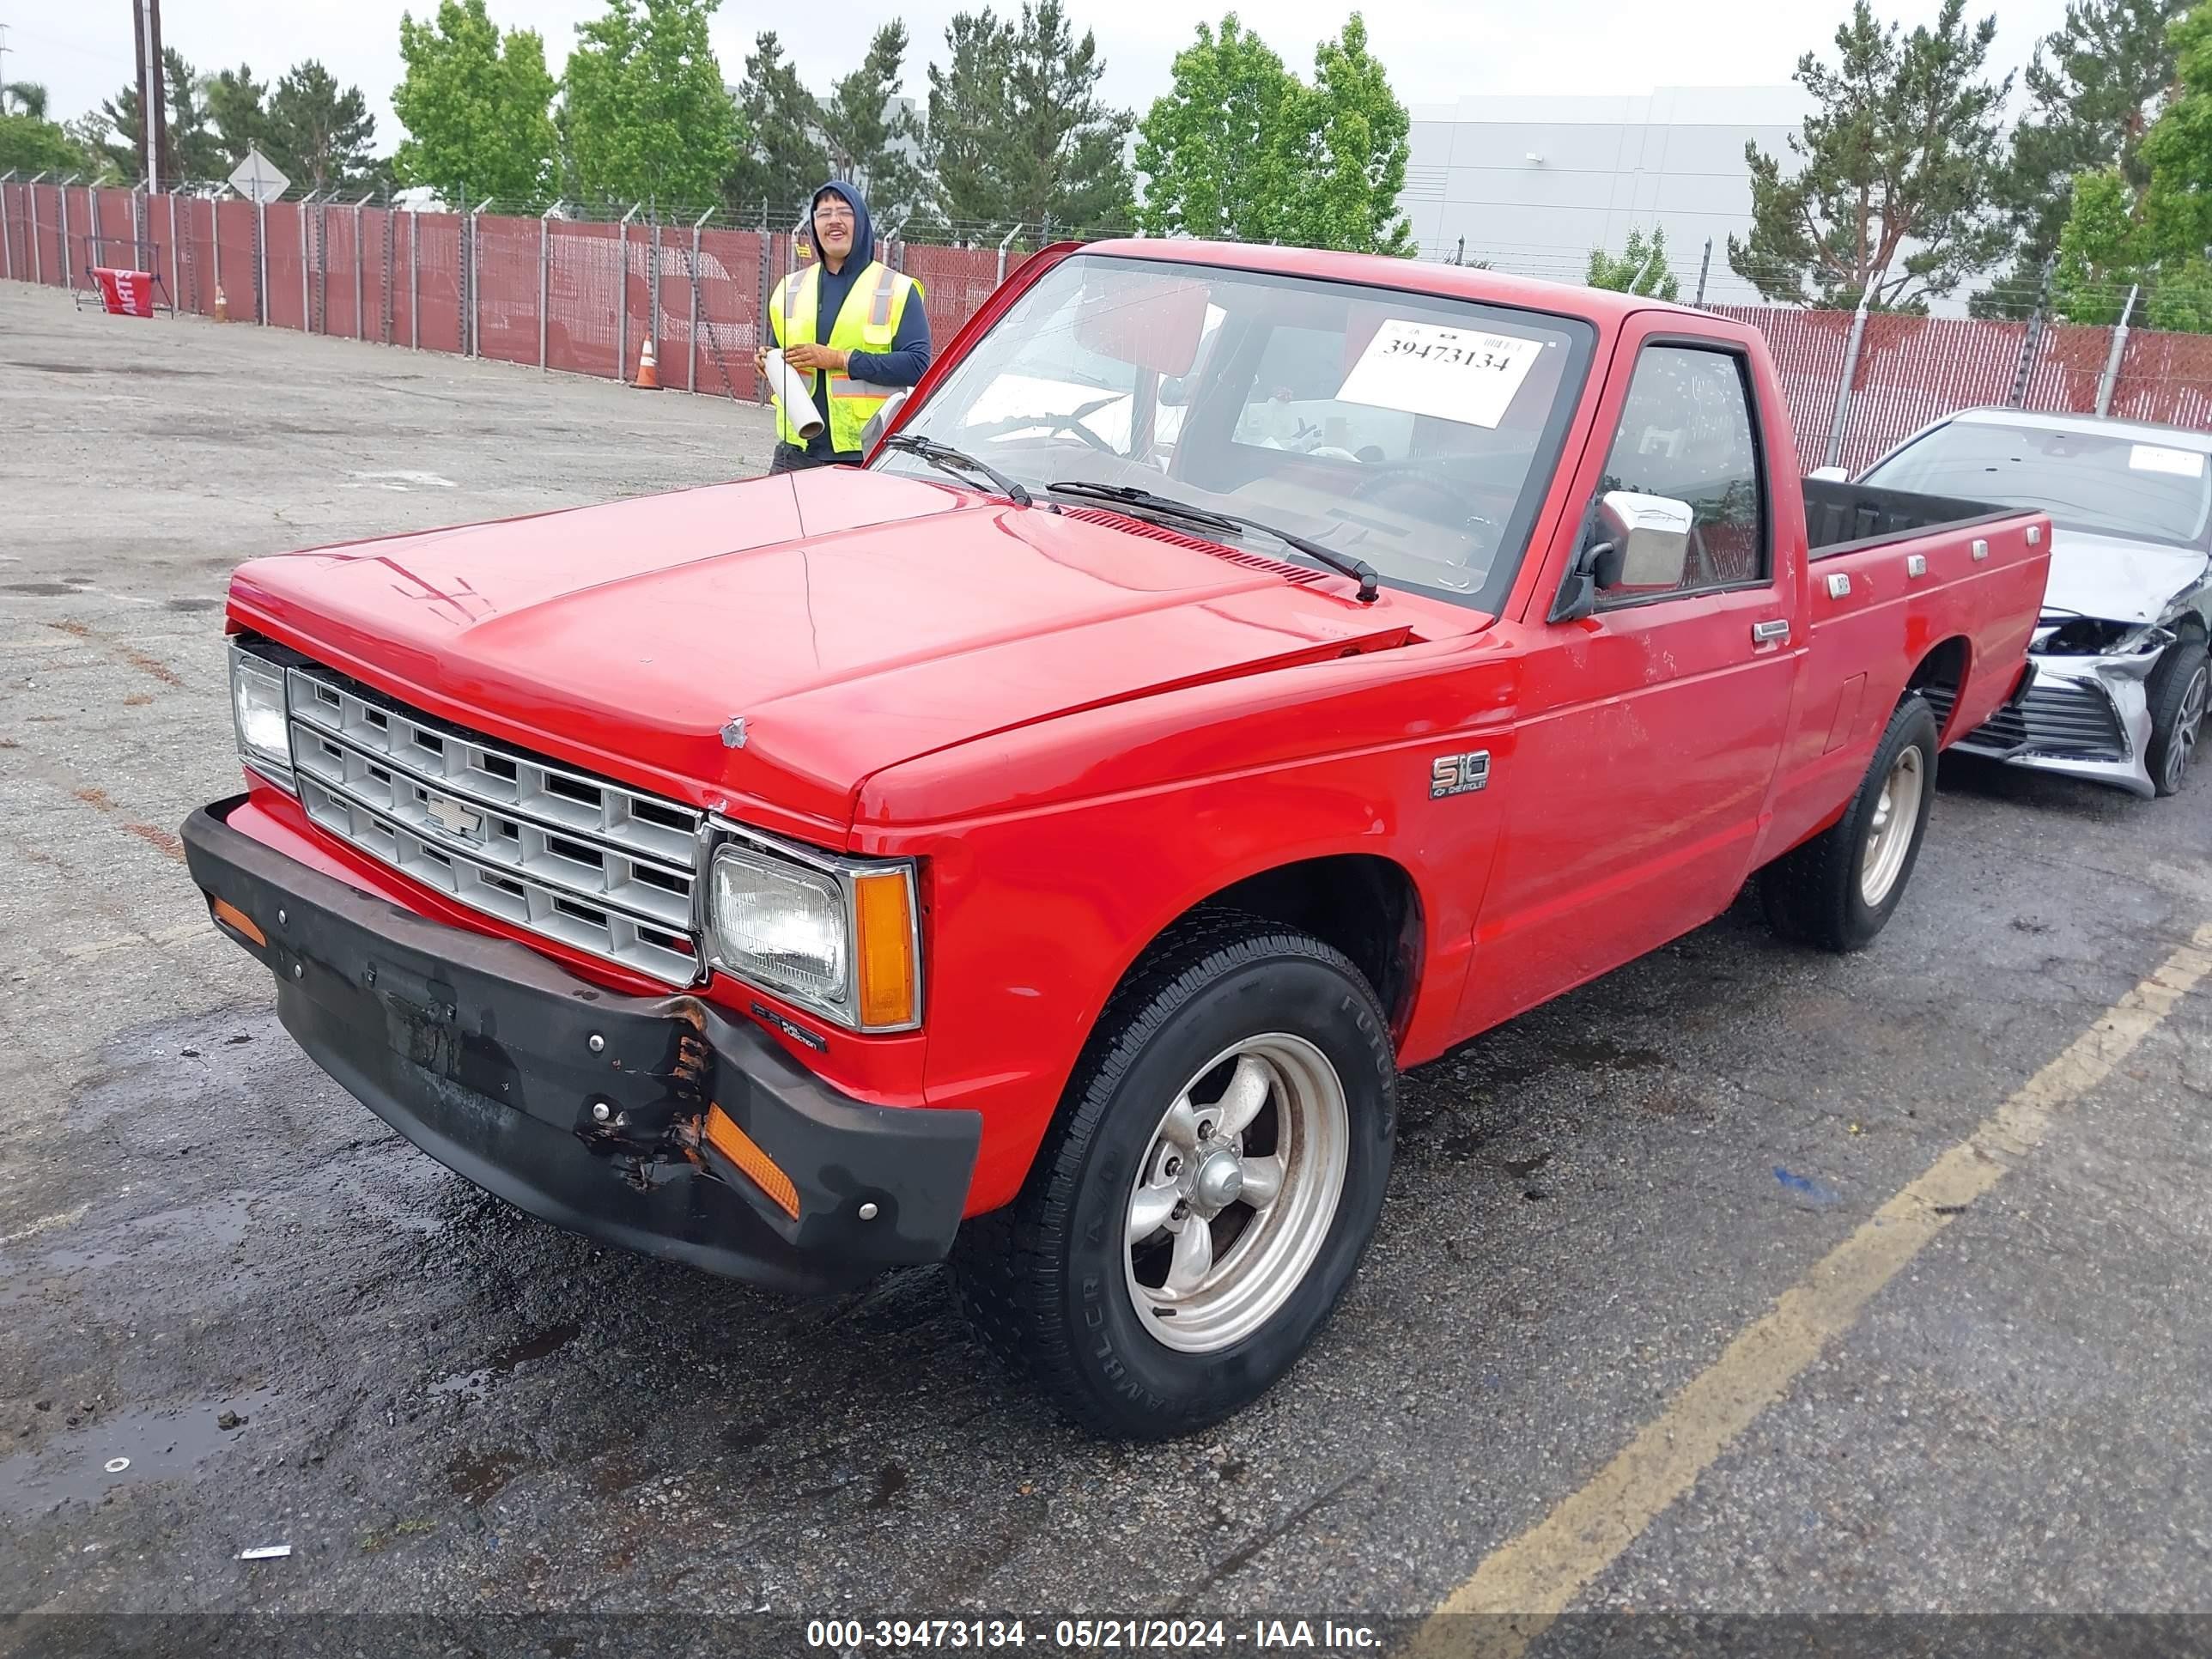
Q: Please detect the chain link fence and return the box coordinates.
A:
[4,177,2208,467]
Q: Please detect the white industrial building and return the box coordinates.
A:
[1398,86,1808,305]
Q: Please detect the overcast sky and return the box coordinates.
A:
[8,0,2075,143]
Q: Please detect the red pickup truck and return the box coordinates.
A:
[185,242,2049,1437]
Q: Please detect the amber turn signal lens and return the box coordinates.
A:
[210,896,267,947]
[853,869,918,1029]
[703,1104,800,1219]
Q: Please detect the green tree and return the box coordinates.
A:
[392,0,558,208]
[2051,1,2212,331]
[1134,15,1298,241]
[3,81,49,119]
[206,64,271,166]
[0,113,83,176]
[1278,14,1413,256]
[2136,2,2212,261]
[1587,227,1683,299]
[100,48,224,184]
[562,0,740,210]
[820,22,927,224]
[1729,0,2011,310]
[1975,0,2193,315]
[2049,167,2143,321]
[722,31,823,217]
[921,1,1133,234]
[61,115,115,179]
[268,61,380,191]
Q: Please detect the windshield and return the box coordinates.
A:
[1862,420,2212,550]
[873,252,1595,609]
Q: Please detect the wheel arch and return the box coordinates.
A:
[1905,634,1973,740]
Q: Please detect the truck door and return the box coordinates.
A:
[1461,326,1802,1033]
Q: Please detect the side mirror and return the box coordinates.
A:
[1807,465,1849,483]
[1548,490,1695,623]
[860,391,911,459]
[1601,489,1695,588]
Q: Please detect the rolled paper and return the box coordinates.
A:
[763,348,827,441]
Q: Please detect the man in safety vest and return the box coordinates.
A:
[755,180,931,472]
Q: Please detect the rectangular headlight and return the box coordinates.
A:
[708,839,921,1032]
[228,641,296,793]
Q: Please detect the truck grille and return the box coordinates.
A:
[276,653,705,983]
[1929,677,2128,763]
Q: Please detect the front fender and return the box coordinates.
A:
[854,647,1521,1213]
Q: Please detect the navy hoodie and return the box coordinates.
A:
[793,180,932,454]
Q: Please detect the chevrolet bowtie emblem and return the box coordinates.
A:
[425,793,483,838]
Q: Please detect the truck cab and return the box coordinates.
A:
[185,241,2050,1437]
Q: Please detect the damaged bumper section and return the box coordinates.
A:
[1947,643,2161,799]
[183,796,981,1292]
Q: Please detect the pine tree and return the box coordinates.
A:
[921,1,1133,234]
[100,48,223,185]
[1975,0,2194,316]
[1729,0,2011,311]
[820,23,927,225]
[268,61,380,192]
[206,65,272,167]
[723,31,827,219]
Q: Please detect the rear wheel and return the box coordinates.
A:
[952,915,1395,1439]
[2146,636,2209,798]
[1759,694,1940,952]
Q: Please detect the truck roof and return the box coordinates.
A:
[1081,237,1685,330]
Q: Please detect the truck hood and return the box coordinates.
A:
[2044,529,2210,628]
[229,469,1427,836]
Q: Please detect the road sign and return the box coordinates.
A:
[228,149,290,205]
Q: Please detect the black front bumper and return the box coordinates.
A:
[182,797,981,1293]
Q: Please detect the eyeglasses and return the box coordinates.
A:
[814,204,856,224]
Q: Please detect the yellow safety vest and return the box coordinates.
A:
[769,258,924,453]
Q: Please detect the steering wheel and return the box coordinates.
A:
[1346,467,1508,550]
[965,395,1121,456]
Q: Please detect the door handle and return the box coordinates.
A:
[1752,619,1790,645]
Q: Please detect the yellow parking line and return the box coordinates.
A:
[1414,922,2212,1657]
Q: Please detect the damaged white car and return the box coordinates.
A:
[1852,409,2212,798]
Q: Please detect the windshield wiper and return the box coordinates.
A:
[1046,480,1380,604]
[1043,479,1243,533]
[882,434,1032,507]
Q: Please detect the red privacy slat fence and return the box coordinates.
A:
[9,183,2212,453]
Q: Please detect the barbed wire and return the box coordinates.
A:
[5,175,2185,323]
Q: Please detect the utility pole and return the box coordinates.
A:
[0,24,13,93]
[132,0,169,189]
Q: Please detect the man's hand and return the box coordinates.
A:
[781,343,849,374]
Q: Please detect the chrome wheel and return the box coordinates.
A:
[2165,665,2208,792]
[1860,743,1925,908]
[1123,1034,1348,1354]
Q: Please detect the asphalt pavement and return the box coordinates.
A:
[3,283,2209,1645]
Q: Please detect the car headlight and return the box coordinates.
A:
[709,839,921,1031]
[228,641,296,792]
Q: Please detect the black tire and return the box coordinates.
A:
[2145,635,2209,798]
[951,913,1396,1440]
[1759,693,1941,952]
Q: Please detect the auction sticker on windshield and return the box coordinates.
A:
[1335,319,1544,428]
[2130,443,2206,477]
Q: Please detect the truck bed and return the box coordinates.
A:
[1757,495,2051,870]
[1802,477,2019,560]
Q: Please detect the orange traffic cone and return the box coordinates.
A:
[214,284,229,324]
[634,335,662,391]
